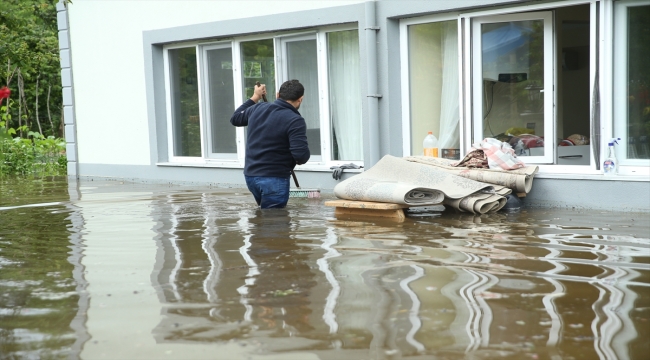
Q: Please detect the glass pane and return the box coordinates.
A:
[481,20,545,156]
[328,30,363,161]
[627,5,650,159]
[287,39,321,156]
[169,47,201,157]
[206,48,236,155]
[557,5,591,166]
[408,20,460,159]
[240,39,275,103]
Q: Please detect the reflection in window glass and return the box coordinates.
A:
[481,20,545,157]
[240,39,275,102]
[408,21,460,159]
[328,30,362,161]
[169,47,201,157]
[627,5,650,159]
[287,39,321,156]
[206,47,236,155]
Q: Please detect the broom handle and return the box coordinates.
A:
[291,170,300,188]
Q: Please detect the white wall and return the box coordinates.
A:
[68,0,364,165]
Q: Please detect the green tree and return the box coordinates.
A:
[0,0,63,137]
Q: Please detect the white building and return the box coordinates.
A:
[57,0,650,211]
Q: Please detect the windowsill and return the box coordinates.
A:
[157,161,244,169]
[156,161,365,173]
[156,161,646,180]
[534,172,649,182]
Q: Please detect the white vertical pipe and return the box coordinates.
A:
[365,0,381,166]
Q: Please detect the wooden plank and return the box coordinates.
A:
[324,200,408,210]
[334,207,406,221]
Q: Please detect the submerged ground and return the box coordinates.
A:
[0,178,648,359]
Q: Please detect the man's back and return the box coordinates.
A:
[231,98,310,177]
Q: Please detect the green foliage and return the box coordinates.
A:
[0,0,67,177]
[169,47,201,157]
[0,0,63,137]
[1,119,66,177]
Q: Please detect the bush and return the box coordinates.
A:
[1,126,67,177]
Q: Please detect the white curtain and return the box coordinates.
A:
[287,39,321,156]
[328,30,363,161]
[438,21,460,150]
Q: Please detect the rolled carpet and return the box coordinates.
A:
[333,155,510,213]
[404,156,538,194]
[333,179,444,206]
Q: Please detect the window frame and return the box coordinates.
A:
[613,0,650,175]
[231,33,276,165]
[163,41,205,164]
[162,25,363,169]
[275,32,324,163]
[199,42,239,161]
[457,0,609,175]
[401,1,606,175]
[399,13,463,158]
[471,11,555,164]
[320,25,364,167]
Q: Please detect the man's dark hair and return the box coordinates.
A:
[278,80,304,101]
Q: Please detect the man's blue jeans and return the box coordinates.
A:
[245,176,290,209]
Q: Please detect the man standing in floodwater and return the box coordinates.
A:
[230,80,310,209]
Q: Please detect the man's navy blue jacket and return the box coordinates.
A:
[230,98,310,177]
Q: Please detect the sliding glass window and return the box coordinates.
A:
[406,20,460,159]
[615,1,650,164]
[282,36,321,157]
[203,45,236,158]
[240,39,275,103]
[164,27,363,166]
[168,47,201,157]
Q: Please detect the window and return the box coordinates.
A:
[462,4,597,171]
[403,5,601,172]
[328,30,363,161]
[202,45,236,159]
[472,12,554,164]
[401,17,461,159]
[168,47,201,158]
[163,27,363,167]
[240,39,275,102]
[614,1,650,168]
[277,35,322,159]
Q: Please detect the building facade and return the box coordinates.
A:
[56,0,650,211]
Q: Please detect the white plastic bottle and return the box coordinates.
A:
[423,131,439,157]
[603,137,621,175]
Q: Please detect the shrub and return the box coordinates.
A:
[1,125,67,177]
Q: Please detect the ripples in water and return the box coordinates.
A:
[0,178,648,359]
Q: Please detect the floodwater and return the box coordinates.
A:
[0,178,648,360]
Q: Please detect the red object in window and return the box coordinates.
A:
[518,134,544,148]
[0,86,10,100]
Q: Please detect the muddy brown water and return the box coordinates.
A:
[0,178,648,359]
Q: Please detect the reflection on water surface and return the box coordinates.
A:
[0,178,648,359]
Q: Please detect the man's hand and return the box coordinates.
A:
[251,83,267,103]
